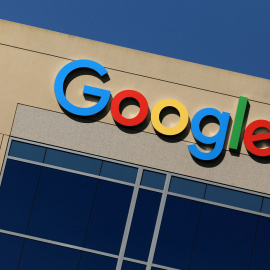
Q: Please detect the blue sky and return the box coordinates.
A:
[1,0,270,79]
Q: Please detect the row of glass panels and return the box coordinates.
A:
[9,140,270,214]
[0,139,269,269]
[0,161,269,270]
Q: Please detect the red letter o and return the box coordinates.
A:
[111,90,148,126]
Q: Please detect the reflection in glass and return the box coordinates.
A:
[84,180,133,254]
[261,198,270,215]
[122,261,146,270]
[249,217,270,270]
[19,240,81,270]
[0,233,24,270]
[44,149,102,175]
[169,176,206,199]
[205,185,263,211]
[0,160,41,233]
[154,196,202,270]
[100,161,137,183]
[78,252,117,270]
[27,168,98,246]
[190,204,258,270]
[141,170,166,190]
[125,189,161,261]
[9,141,46,163]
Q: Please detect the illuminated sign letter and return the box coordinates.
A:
[151,99,189,136]
[111,90,149,126]
[189,108,230,161]
[54,60,111,116]
[244,120,270,157]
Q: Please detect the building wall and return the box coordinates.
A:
[0,19,270,270]
[0,19,269,194]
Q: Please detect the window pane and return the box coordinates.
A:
[122,261,146,270]
[169,176,206,199]
[0,233,24,270]
[44,149,102,175]
[9,141,46,163]
[261,198,270,214]
[140,170,166,190]
[0,160,41,233]
[205,185,262,212]
[100,161,137,184]
[19,240,81,270]
[249,217,270,270]
[27,168,98,246]
[78,252,117,270]
[84,180,133,254]
[125,189,161,261]
[154,196,202,270]
[189,204,258,270]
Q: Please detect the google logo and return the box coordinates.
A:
[55,60,270,161]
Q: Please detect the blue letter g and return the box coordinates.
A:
[54,60,111,116]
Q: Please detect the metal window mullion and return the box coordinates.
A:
[116,167,143,270]
[146,174,171,270]
[0,137,12,186]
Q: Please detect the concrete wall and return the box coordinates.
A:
[0,19,269,194]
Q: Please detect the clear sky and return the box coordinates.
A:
[1,0,270,79]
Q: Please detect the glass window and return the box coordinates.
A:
[189,204,258,270]
[169,176,206,199]
[0,160,41,233]
[9,141,46,163]
[84,180,133,254]
[18,240,81,270]
[27,168,98,246]
[100,161,137,184]
[140,170,166,190]
[261,198,270,215]
[0,233,24,270]
[154,196,202,270]
[125,189,161,261]
[44,149,102,175]
[78,252,117,270]
[249,217,270,270]
[205,185,263,212]
[122,261,146,270]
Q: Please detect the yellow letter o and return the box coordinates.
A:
[151,99,189,136]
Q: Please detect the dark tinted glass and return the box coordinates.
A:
[154,196,202,270]
[249,217,270,270]
[169,176,206,199]
[44,149,102,175]
[27,168,98,246]
[84,180,133,254]
[122,261,146,270]
[78,252,117,270]
[205,185,262,211]
[141,170,166,190]
[125,189,161,261]
[189,204,258,270]
[0,233,24,270]
[9,141,46,162]
[261,198,270,214]
[0,160,41,233]
[100,161,137,183]
[19,240,81,270]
